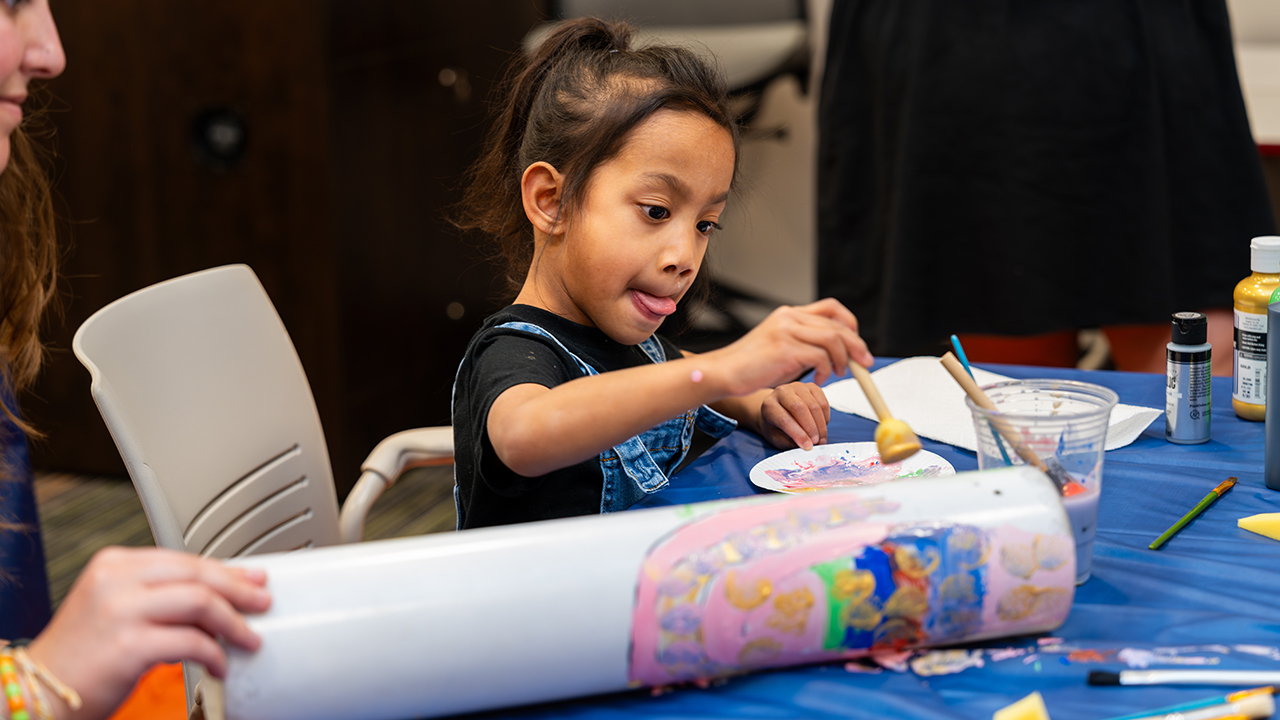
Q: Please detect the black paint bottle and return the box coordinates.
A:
[1166,312,1211,444]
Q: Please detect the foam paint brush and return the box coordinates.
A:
[848,362,922,463]
[940,352,1076,492]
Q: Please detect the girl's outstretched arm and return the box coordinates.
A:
[488,299,871,477]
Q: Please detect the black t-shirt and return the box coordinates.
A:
[452,304,683,529]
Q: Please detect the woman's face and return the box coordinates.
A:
[0,0,63,172]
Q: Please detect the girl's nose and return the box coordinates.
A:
[662,235,699,278]
[22,2,66,81]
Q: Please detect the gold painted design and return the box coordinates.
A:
[765,587,815,635]
[948,527,991,570]
[893,546,940,579]
[996,585,1070,621]
[725,571,772,610]
[938,573,977,603]
[1001,543,1038,580]
[1033,535,1069,572]
[883,585,929,618]
[738,638,783,666]
[841,598,884,631]
[1001,534,1071,579]
[720,541,743,565]
[873,617,918,645]
[831,568,876,605]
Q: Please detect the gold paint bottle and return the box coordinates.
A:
[1233,236,1280,421]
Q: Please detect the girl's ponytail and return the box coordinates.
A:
[455,19,634,293]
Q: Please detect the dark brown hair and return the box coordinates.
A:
[455,16,740,302]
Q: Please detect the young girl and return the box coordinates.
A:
[452,17,873,529]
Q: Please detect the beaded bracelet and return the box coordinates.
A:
[0,642,81,720]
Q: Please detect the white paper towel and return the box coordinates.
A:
[824,357,1161,452]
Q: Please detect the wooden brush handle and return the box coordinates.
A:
[849,362,893,421]
[939,353,1048,472]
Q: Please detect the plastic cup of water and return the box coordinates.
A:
[965,379,1118,584]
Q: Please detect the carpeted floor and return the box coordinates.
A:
[34,465,456,608]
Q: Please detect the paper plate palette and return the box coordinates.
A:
[749,442,956,493]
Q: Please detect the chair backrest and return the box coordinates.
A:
[535,0,809,94]
[72,264,341,558]
[555,0,803,26]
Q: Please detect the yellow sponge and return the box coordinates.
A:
[993,692,1051,720]
[1238,513,1280,541]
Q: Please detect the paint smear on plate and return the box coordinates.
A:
[764,452,949,490]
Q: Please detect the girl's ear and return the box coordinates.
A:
[521,161,564,235]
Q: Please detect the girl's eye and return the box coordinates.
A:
[642,205,669,221]
[696,220,722,235]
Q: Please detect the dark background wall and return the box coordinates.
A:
[27,0,547,496]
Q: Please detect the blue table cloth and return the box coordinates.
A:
[479,362,1280,720]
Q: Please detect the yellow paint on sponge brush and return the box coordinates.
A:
[992,691,1051,720]
[1238,512,1280,541]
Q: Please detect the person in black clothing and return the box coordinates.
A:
[452,18,873,529]
[817,0,1275,372]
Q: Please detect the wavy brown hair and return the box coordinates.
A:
[454,16,740,310]
[0,117,58,534]
[0,122,57,438]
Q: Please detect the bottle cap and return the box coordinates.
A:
[1171,311,1208,345]
[1251,236,1280,273]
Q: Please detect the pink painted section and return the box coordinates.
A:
[981,524,1075,633]
[629,493,898,685]
[629,493,1076,686]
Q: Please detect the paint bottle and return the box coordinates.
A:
[1266,301,1280,490]
[1233,236,1280,421]
[1166,312,1211,444]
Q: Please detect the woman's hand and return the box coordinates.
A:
[759,382,830,450]
[25,546,271,720]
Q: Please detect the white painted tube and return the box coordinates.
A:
[223,465,1075,720]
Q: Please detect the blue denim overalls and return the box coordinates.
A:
[457,320,737,526]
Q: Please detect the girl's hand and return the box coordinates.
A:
[759,382,830,450]
[26,546,271,720]
[707,298,873,396]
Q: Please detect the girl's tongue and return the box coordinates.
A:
[633,290,677,317]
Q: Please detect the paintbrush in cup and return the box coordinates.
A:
[940,352,1076,492]
[848,362,922,463]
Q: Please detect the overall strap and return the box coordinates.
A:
[495,321,600,377]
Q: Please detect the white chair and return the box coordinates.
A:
[71,264,454,556]
[73,264,454,710]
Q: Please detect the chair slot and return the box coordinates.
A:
[183,445,303,552]
[197,477,311,557]
[234,510,315,557]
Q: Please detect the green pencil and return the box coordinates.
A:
[1149,476,1237,550]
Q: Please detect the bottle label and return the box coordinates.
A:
[1235,309,1268,405]
[1167,355,1211,443]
